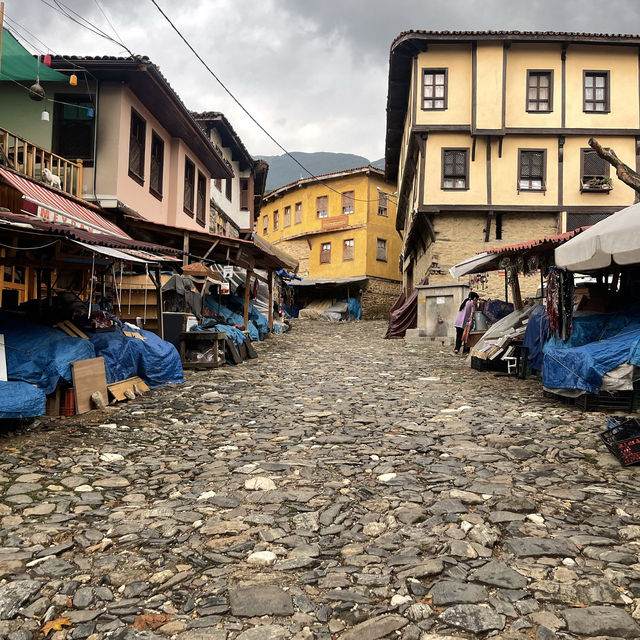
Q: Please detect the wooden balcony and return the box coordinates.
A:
[0,126,83,198]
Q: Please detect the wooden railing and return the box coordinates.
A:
[0,126,83,198]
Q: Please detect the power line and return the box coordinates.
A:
[148,0,385,204]
[92,0,124,49]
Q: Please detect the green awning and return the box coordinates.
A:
[0,29,69,82]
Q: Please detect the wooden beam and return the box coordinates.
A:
[201,238,220,261]
[154,265,164,339]
[182,231,190,266]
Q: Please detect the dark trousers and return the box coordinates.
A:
[454,326,464,352]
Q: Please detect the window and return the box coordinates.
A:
[495,213,503,240]
[584,71,610,112]
[376,238,387,262]
[580,148,611,191]
[527,70,553,112]
[343,238,354,261]
[342,191,355,215]
[183,157,195,214]
[284,205,291,227]
[442,149,469,189]
[149,131,164,198]
[295,202,302,224]
[225,178,232,201]
[128,108,146,183]
[518,149,546,191]
[320,242,331,263]
[422,69,447,110]
[196,171,206,226]
[316,195,328,218]
[214,178,222,191]
[240,178,250,211]
[52,94,95,164]
[273,210,279,230]
[262,215,268,234]
[378,192,388,216]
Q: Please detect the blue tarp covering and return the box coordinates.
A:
[0,381,46,419]
[193,323,246,348]
[523,305,549,371]
[88,326,184,389]
[1,312,95,394]
[226,295,269,337]
[343,298,361,321]
[542,310,640,393]
[204,297,260,342]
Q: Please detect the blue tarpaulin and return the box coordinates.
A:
[0,381,46,419]
[523,305,549,371]
[226,295,269,337]
[193,323,245,348]
[204,297,259,342]
[88,326,184,389]
[0,311,95,394]
[543,311,640,393]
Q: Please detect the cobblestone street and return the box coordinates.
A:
[2,320,640,640]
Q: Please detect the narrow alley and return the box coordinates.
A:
[1,320,639,640]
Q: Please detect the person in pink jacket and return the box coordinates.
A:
[453,291,479,354]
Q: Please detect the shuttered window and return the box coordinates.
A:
[262,215,268,233]
[273,210,279,230]
[581,148,611,191]
[240,178,250,210]
[342,190,355,215]
[316,195,328,218]
[149,131,164,198]
[442,149,469,189]
[423,69,447,110]
[343,239,354,261]
[128,108,146,182]
[518,149,546,191]
[183,157,195,214]
[196,171,206,226]
[378,192,388,216]
[376,238,387,262]
[527,71,553,112]
[283,205,291,227]
[320,242,331,263]
[295,202,302,224]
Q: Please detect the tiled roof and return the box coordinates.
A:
[484,228,588,255]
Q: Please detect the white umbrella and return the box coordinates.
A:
[555,202,640,271]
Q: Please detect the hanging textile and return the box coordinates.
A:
[546,267,573,340]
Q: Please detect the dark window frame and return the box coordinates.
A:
[320,241,331,264]
[517,148,547,192]
[495,212,503,240]
[128,108,146,186]
[149,130,164,200]
[273,209,279,231]
[225,178,232,201]
[52,92,96,166]
[376,237,388,262]
[583,70,610,113]
[441,148,470,190]
[422,68,448,111]
[294,202,302,224]
[580,147,612,192]
[526,69,554,113]
[316,195,328,218]
[341,190,355,215]
[343,238,354,261]
[183,157,195,215]
[196,171,207,227]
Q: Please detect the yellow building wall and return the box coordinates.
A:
[423,133,487,205]
[258,172,400,282]
[491,135,559,206]
[476,43,504,130]
[505,44,563,129]
[563,136,636,207]
[566,45,639,129]
[414,45,472,126]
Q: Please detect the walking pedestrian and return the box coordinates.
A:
[454,292,479,354]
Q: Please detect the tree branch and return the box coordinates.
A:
[588,137,640,193]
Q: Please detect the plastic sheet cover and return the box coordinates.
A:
[204,297,260,342]
[543,313,640,393]
[0,311,95,393]
[0,381,46,419]
[88,326,184,388]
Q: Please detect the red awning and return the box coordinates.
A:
[0,167,128,237]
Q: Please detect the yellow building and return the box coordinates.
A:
[258,166,402,317]
[385,30,639,296]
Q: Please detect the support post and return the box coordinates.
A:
[182,231,190,266]
[504,269,509,304]
[155,265,164,339]
[243,269,251,332]
[267,269,273,332]
[510,270,523,310]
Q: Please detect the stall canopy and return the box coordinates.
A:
[0,28,69,82]
[555,203,640,271]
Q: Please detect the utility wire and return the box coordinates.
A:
[92,0,125,48]
[148,0,385,204]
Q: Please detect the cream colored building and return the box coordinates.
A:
[385,31,639,296]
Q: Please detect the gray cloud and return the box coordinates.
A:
[6,1,640,160]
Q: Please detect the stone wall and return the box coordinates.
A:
[410,211,559,300]
[273,238,310,277]
[361,277,402,319]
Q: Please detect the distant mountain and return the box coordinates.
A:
[256,151,385,192]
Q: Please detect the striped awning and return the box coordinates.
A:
[0,167,128,237]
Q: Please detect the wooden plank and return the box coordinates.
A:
[71,357,108,414]
[108,376,149,402]
[55,322,77,338]
[63,321,89,340]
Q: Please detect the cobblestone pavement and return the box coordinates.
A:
[2,319,640,640]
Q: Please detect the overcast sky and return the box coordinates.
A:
[5,1,640,160]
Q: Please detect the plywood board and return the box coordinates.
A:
[71,357,108,414]
[108,376,150,402]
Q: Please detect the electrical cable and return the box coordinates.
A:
[148,0,386,204]
[0,239,59,251]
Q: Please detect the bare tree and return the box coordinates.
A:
[588,137,640,194]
